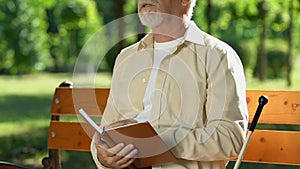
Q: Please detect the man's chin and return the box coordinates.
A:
[140,20,162,28]
[138,13,163,28]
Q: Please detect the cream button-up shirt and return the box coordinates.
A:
[91,21,249,169]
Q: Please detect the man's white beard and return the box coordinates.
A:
[138,10,163,28]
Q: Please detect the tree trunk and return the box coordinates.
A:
[206,0,213,34]
[94,0,126,71]
[116,0,125,52]
[286,0,294,87]
[46,8,60,72]
[255,0,268,81]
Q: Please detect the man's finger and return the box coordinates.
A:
[115,148,138,168]
[115,144,136,158]
[107,144,137,165]
[105,143,125,157]
[117,148,138,165]
[119,158,136,169]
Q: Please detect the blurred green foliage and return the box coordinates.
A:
[194,0,300,83]
[0,0,299,79]
[0,0,101,74]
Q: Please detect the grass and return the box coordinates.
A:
[0,57,299,169]
[0,73,111,169]
[245,56,300,91]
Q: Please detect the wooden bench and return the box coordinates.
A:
[42,82,300,169]
[0,161,27,169]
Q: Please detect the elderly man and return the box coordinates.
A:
[91,0,248,168]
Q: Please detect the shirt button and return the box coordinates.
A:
[142,78,147,83]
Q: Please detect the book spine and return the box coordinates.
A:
[100,131,116,147]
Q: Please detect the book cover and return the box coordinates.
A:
[101,121,176,168]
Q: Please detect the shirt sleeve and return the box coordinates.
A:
[90,135,113,169]
[90,92,123,168]
[157,43,249,161]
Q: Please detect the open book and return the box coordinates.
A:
[78,108,176,168]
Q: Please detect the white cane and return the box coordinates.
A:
[233,95,268,169]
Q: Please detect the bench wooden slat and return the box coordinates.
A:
[51,88,300,125]
[51,88,109,116]
[243,130,300,165]
[48,122,300,166]
[48,122,95,151]
[246,90,300,125]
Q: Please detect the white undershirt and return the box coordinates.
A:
[135,37,184,122]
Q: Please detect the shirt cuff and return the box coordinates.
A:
[90,136,112,169]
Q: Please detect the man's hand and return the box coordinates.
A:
[94,129,138,169]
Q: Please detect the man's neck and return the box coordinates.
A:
[152,18,188,43]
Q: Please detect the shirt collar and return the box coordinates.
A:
[138,20,206,50]
[183,21,206,46]
[138,33,153,50]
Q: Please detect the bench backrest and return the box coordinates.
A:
[47,88,300,166]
